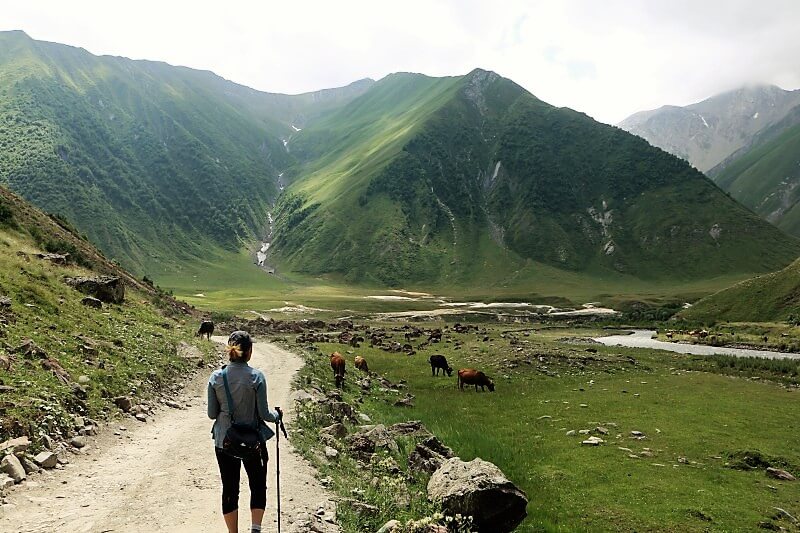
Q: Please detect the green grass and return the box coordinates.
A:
[291,324,800,532]
[0,185,215,445]
[681,258,800,322]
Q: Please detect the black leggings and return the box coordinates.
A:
[215,447,268,514]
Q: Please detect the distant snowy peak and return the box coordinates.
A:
[619,84,800,172]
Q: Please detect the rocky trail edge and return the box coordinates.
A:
[0,339,339,533]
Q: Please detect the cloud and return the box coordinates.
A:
[2,0,799,123]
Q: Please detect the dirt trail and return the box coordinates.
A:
[1,340,339,533]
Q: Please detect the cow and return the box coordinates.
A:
[330,352,346,389]
[457,368,495,392]
[354,355,369,373]
[196,320,214,340]
[665,332,674,339]
[429,354,452,377]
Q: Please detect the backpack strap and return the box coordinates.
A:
[221,367,237,424]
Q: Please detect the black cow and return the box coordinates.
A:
[429,354,452,377]
[196,320,214,340]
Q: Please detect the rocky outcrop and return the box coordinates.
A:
[428,457,528,532]
[408,436,454,474]
[65,276,125,304]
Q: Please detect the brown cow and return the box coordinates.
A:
[330,352,346,388]
[354,355,369,373]
[457,368,495,392]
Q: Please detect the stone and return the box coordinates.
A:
[69,436,87,449]
[19,455,40,474]
[80,297,103,309]
[428,457,528,532]
[766,467,796,481]
[0,436,30,455]
[34,253,69,265]
[113,396,133,412]
[408,436,455,474]
[394,396,414,407]
[165,400,181,409]
[347,424,399,456]
[0,475,14,489]
[581,436,604,446]
[65,276,125,304]
[135,413,148,422]
[0,454,26,483]
[324,446,339,459]
[77,375,91,385]
[565,430,576,436]
[387,420,431,437]
[33,451,57,469]
[630,431,646,439]
[377,520,401,533]
[320,423,347,440]
[349,501,379,517]
[324,401,353,421]
[358,413,372,423]
[595,426,609,435]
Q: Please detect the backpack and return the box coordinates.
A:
[220,367,264,459]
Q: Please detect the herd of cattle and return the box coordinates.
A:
[329,351,496,392]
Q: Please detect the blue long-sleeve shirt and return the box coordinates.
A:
[207,361,280,448]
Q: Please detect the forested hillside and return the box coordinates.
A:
[272,70,800,285]
[0,31,369,274]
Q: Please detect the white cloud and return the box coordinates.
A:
[2,0,799,123]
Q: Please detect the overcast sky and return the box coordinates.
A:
[3,0,799,124]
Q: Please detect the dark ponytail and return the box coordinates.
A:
[226,330,252,362]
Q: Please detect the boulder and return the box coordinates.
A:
[377,520,401,533]
[0,475,14,489]
[69,436,87,449]
[19,455,40,474]
[0,436,30,455]
[65,276,124,304]
[1,453,26,483]
[114,396,133,412]
[12,339,47,360]
[428,457,528,532]
[81,296,103,309]
[33,451,58,469]
[409,436,455,474]
[388,420,431,438]
[34,253,69,265]
[0,296,11,309]
[324,401,354,421]
[320,423,347,440]
[766,467,796,481]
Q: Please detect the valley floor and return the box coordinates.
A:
[0,341,338,533]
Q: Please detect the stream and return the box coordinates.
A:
[594,330,800,360]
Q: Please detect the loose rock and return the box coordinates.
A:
[33,451,58,469]
[766,467,796,481]
[0,454,26,483]
[428,457,528,532]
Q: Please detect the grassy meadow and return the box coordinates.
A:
[289,323,800,532]
[156,246,757,318]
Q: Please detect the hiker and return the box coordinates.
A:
[208,331,282,533]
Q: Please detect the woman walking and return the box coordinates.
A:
[208,331,282,533]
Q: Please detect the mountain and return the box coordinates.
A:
[619,85,800,172]
[270,69,800,285]
[0,30,371,274]
[708,109,800,237]
[680,258,800,323]
[1,31,798,290]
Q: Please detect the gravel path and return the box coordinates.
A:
[0,339,339,532]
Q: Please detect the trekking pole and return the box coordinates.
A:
[275,414,288,533]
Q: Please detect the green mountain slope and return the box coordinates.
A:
[680,258,800,322]
[708,111,800,237]
[272,69,800,285]
[0,31,370,275]
[0,184,212,443]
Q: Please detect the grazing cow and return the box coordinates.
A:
[196,320,214,340]
[665,332,674,339]
[429,354,453,377]
[330,352,346,389]
[457,368,495,392]
[354,355,369,373]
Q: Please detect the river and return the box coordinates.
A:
[594,330,800,360]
